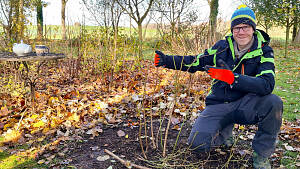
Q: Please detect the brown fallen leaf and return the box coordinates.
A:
[96,155,110,161]
[3,129,22,143]
[0,106,11,117]
[86,127,103,137]
[215,148,226,155]
[117,130,125,137]
[58,152,65,157]
[172,125,181,131]
[38,159,45,164]
[0,123,4,129]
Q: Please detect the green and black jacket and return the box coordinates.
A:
[163,29,275,105]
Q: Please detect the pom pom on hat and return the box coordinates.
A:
[231,5,256,31]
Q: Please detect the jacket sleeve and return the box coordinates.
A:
[162,41,226,73]
[231,46,275,95]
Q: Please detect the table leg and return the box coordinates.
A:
[27,61,47,103]
[20,61,36,103]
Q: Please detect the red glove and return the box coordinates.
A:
[154,50,166,67]
[205,66,235,85]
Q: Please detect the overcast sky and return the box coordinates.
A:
[41,0,243,26]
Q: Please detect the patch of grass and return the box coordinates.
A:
[0,150,9,161]
[265,26,292,39]
[280,151,299,169]
[143,49,155,60]
[0,147,43,169]
[273,49,300,121]
[0,137,46,169]
[13,144,30,150]
[0,152,44,169]
[277,141,299,168]
[0,136,4,142]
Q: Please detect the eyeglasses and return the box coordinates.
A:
[232,25,252,33]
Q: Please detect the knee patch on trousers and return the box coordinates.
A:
[254,94,283,122]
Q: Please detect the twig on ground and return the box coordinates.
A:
[16,108,28,131]
[104,149,151,169]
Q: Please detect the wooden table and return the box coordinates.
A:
[0,52,65,102]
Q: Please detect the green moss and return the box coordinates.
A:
[0,145,46,169]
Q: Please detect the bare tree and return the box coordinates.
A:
[116,0,154,60]
[0,0,14,43]
[82,0,124,36]
[82,0,124,64]
[110,0,124,60]
[34,0,47,40]
[36,0,43,40]
[207,0,218,45]
[153,0,196,38]
[82,0,125,91]
[81,0,108,27]
[18,0,25,40]
[61,0,68,40]
[0,0,31,43]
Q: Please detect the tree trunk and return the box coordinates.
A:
[130,17,132,37]
[138,22,143,61]
[292,17,298,42]
[294,29,300,43]
[7,0,14,42]
[37,0,43,40]
[284,18,290,58]
[61,0,67,40]
[264,20,269,34]
[171,22,176,38]
[18,0,24,41]
[208,0,219,46]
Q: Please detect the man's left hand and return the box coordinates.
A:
[205,66,235,85]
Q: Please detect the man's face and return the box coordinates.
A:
[232,24,254,48]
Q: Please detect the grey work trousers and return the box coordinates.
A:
[188,93,283,158]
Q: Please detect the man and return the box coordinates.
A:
[154,5,283,169]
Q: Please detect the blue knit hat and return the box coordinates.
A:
[231,5,256,31]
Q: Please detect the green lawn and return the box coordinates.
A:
[273,48,300,121]
[22,25,157,40]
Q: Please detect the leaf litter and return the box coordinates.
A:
[0,60,299,168]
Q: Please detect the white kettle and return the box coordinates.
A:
[13,40,32,56]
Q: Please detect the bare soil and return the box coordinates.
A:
[52,118,283,169]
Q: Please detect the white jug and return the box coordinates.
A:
[13,40,32,56]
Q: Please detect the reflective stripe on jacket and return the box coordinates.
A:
[163,29,275,105]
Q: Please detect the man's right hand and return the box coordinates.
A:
[154,50,166,67]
